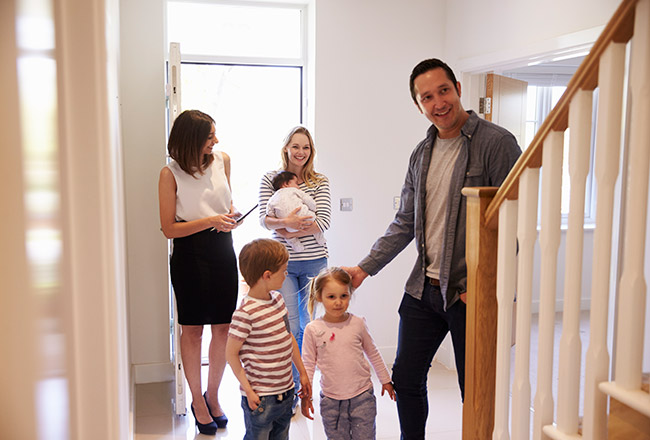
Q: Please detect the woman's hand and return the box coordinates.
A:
[282,207,314,231]
[210,213,238,232]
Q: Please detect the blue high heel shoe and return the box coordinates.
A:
[191,402,217,435]
[204,392,228,428]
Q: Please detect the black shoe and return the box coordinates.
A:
[191,403,218,435]
[204,392,228,428]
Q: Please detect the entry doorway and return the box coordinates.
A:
[178,62,304,364]
[165,0,309,371]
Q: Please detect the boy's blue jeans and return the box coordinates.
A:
[242,389,294,440]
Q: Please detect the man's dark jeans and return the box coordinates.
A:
[392,281,466,439]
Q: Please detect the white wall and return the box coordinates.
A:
[120,0,172,383]
[312,0,444,363]
[443,0,620,71]
[120,0,623,382]
[120,0,445,382]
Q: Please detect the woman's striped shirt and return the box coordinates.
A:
[228,291,295,396]
[258,170,331,261]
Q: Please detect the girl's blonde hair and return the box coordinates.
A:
[281,126,323,187]
[307,267,352,316]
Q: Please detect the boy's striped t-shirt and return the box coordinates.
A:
[228,291,294,396]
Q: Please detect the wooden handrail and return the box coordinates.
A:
[483,0,638,229]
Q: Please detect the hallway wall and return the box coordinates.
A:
[443,0,621,72]
[121,0,622,383]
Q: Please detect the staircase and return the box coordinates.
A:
[608,374,650,439]
[461,0,650,438]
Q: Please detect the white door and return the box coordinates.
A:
[486,73,528,147]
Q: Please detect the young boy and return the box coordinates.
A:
[226,238,312,439]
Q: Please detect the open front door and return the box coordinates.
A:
[485,73,528,146]
[167,42,186,416]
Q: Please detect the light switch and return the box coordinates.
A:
[340,198,353,211]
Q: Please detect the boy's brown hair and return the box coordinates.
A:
[239,239,289,287]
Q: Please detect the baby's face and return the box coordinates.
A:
[283,177,300,189]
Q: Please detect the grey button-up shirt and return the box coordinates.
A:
[358,111,521,310]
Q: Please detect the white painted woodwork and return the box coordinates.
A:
[512,167,540,440]
[493,200,519,440]
[612,0,650,393]
[55,0,131,438]
[582,41,627,440]
[168,42,187,417]
[0,1,39,437]
[533,131,564,440]
[554,90,593,436]
[488,73,529,147]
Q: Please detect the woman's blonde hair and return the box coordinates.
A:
[281,126,323,187]
[307,267,352,316]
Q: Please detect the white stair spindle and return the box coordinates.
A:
[582,41,626,440]
[554,90,593,436]
[494,199,518,440]
[613,0,650,391]
[512,167,540,440]
[533,130,564,440]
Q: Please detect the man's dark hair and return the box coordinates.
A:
[272,171,298,191]
[409,58,459,103]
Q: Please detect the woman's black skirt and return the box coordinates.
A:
[170,229,238,325]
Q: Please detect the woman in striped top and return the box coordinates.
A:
[258,126,331,409]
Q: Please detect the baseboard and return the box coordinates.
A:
[133,362,174,384]
[530,298,591,314]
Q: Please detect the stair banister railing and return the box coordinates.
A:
[599,0,650,421]
[461,0,645,439]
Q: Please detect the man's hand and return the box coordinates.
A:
[341,266,369,289]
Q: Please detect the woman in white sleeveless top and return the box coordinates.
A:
[158,110,239,435]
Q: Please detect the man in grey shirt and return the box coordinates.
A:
[345,58,521,439]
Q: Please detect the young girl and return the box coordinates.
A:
[300,267,396,439]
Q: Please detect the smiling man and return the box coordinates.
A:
[344,58,522,439]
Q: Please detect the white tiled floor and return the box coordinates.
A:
[134,361,463,440]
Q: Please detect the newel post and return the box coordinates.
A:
[461,187,499,440]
